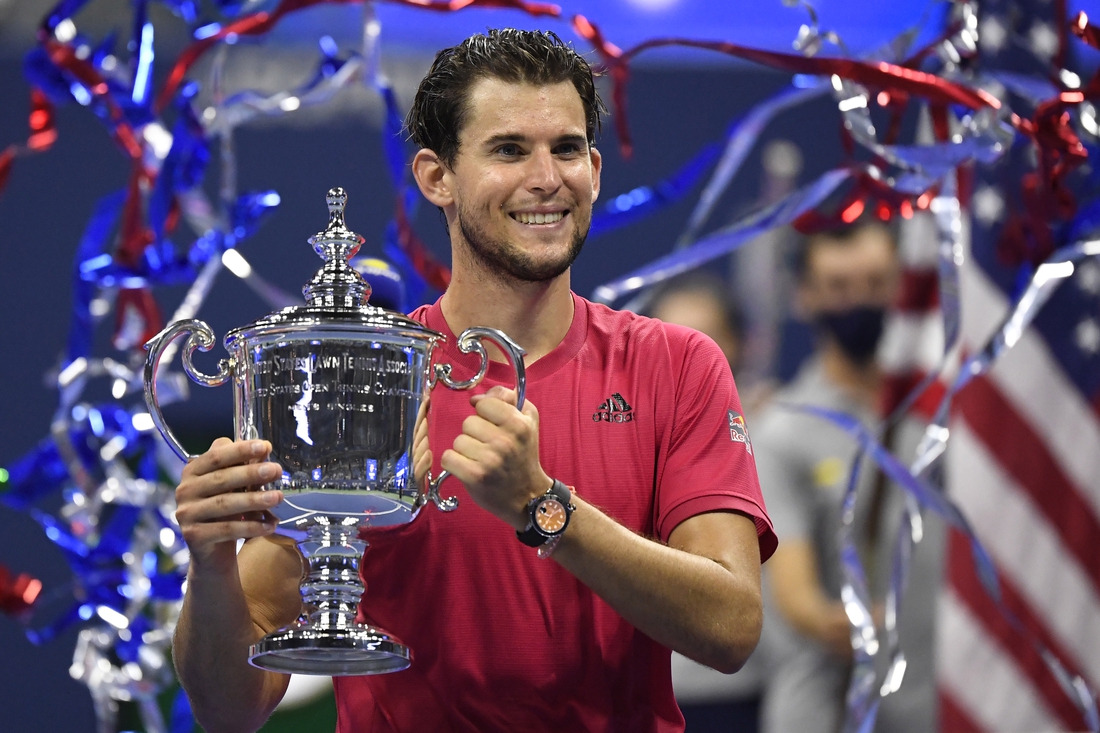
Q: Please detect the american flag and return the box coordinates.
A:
[935,203,1100,731]
[872,1,1100,727]
[929,2,1100,729]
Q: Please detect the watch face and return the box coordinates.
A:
[535,498,568,534]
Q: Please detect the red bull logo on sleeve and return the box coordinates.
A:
[728,410,752,455]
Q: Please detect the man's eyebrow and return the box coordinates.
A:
[479,132,589,148]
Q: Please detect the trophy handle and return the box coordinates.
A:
[425,327,527,512]
[143,319,233,462]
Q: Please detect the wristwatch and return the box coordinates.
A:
[516,479,575,550]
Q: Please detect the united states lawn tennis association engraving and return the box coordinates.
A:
[251,349,418,402]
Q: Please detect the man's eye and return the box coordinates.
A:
[497,144,521,157]
[555,144,581,155]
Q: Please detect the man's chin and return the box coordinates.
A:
[459,215,587,283]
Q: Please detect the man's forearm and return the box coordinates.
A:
[174,559,288,733]
[551,497,762,674]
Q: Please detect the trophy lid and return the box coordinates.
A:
[303,187,370,308]
[224,187,442,345]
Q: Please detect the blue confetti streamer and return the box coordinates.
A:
[148,82,209,242]
[591,167,852,304]
[67,190,126,363]
[41,0,93,34]
[171,687,194,733]
[1,439,68,511]
[588,142,722,239]
[678,81,830,247]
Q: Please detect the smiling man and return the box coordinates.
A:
[169,29,775,733]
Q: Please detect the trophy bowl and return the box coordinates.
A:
[143,188,525,675]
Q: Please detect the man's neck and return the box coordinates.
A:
[819,341,880,410]
[439,263,575,366]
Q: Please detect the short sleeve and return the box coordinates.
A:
[654,329,777,563]
[751,411,812,543]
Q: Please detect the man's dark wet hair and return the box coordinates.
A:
[793,218,898,283]
[405,29,605,169]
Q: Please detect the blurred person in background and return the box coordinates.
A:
[750,220,922,733]
[647,272,767,733]
[646,272,744,373]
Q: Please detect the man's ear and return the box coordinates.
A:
[589,145,602,203]
[411,149,453,209]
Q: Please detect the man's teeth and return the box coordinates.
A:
[514,211,564,225]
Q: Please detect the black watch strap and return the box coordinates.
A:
[516,480,573,547]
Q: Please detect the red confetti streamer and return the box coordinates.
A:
[395,197,452,292]
[36,39,166,348]
[996,88,1089,269]
[158,0,562,111]
[44,41,144,161]
[572,14,1000,158]
[1070,12,1100,102]
[0,89,57,200]
[791,167,940,234]
[0,562,42,617]
[1071,11,1100,51]
[117,162,156,269]
[114,287,164,351]
[900,21,964,70]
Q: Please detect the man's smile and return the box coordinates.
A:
[510,210,569,226]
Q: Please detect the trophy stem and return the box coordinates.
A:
[299,523,368,631]
[247,518,411,676]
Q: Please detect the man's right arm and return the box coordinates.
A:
[172,438,301,733]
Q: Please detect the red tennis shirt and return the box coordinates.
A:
[333,293,776,733]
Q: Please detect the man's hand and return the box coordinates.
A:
[440,385,552,531]
[175,438,284,571]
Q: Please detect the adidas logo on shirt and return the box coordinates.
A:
[593,392,634,423]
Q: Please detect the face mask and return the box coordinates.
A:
[816,306,886,365]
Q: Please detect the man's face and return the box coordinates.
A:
[444,78,602,283]
[799,226,900,317]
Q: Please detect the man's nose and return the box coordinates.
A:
[526,148,563,194]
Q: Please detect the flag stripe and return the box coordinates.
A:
[936,590,1062,732]
[881,371,946,420]
[938,688,987,733]
[962,261,1100,516]
[956,376,1100,597]
[946,527,1090,729]
[948,420,1100,685]
[879,311,944,373]
[896,269,940,311]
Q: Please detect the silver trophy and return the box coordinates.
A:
[143,187,525,676]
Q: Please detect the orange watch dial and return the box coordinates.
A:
[535,499,567,533]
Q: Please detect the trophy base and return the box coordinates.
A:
[248,623,411,676]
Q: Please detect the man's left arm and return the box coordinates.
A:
[554,499,762,674]
[439,385,765,674]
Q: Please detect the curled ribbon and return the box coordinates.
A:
[572,14,1000,159]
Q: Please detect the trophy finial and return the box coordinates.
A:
[327,187,348,221]
[325,186,347,214]
[305,186,370,308]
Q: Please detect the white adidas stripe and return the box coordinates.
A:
[937,589,1062,732]
[948,420,1100,686]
